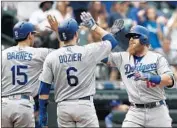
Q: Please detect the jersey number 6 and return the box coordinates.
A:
[66,67,78,86]
[11,65,28,85]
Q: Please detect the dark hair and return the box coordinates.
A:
[15,33,29,42]
[39,1,54,8]
[145,7,158,21]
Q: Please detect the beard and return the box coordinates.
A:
[128,42,143,55]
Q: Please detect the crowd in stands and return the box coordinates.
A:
[2,1,177,89]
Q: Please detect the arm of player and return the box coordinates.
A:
[134,72,173,88]
[80,12,118,50]
[156,56,175,88]
[158,74,174,88]
[101,19,124,64]
[38,82,51,127]
[134,56,175,88]
[38,54,54,127]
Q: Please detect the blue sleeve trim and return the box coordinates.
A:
[102,34,118,50]
[101,57,108,63]
[38,81,51,95]
[39,99,48,126]
[149,75,161,84]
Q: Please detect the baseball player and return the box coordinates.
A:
[104,25,175,127]
[1,21,53,127]
[38,12,118,127]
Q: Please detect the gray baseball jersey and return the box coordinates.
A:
[108,51,175,104]
[39,41,112,103]
[2,46,52,97]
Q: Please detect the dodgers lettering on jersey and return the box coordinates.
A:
[125,63,157,75]
[125,63,157,79]
[59,53,82,63]
[39,41,112,103]
[108,51,175,104]
[2,46,52,97]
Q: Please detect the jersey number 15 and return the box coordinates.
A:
[11,65,28,85]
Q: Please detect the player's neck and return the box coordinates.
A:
[64,40,76,46]
[17,41,31,47]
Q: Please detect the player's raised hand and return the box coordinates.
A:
[46,14,59,32]
[110,19,124,34]
[80,12,97,30]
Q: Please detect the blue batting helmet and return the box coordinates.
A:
[13,21,38,40]
[58,18,79,41]
[125,25,150,45]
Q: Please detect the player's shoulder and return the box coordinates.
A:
[111,51,129,56]
[2,46,14,51]
[119,51,129,56]
[45,48,59,58]
[30,47,48,51]
[2,46,16,54]
[147,51,163,58]
[32,47,54,54]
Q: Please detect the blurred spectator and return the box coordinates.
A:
[97,7,108,30]
[2,2,17,13]
[16,2,39,21]
[29,1,56,48]
[69,1,90,24]
[138,6,164,54]
[29,1,53,31]
[162,37,177,65]
[165,10,177,52]
[88,2,107,22]
[108,2,131,28]
[2,2,18,38]
[105,100,129,128]
[54,2,72,22]
[101,1,114,14]
[128,2,149,26]
[110,2,120,13]
[45,2,73,48]
[128,2,141,26]
[166,1,177,9]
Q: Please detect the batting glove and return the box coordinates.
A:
[80,12,97,30]
[110,19,124,35]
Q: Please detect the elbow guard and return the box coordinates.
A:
[102,34,118,49]
[38,81,51,95]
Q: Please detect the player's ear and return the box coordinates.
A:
[75,32,78,39]
[28,32,34,40]
[28,32,32,39]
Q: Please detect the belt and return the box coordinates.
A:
[63,96,92,101]
[2,94,30,100]
[131,100,165,109]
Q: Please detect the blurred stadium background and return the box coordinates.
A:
[1,1,177,127]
